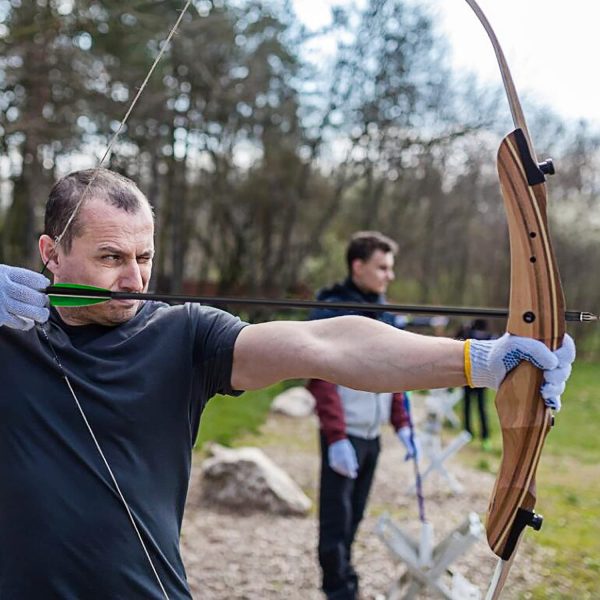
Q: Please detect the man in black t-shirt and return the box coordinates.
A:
[0,168,575,599]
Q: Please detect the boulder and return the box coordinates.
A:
[270,386,315,418]
[201,444,312,515]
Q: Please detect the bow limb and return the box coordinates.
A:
[51,0,193,251]
[463,0,566,595]
[485,552,517,600]
[463,1,529,139]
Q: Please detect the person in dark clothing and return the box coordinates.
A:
[0,171,574,600]
[307,231,420,600]
[458,319,494,449]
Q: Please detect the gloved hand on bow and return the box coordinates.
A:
[328,438,358,479]
[0,265,50,330]
[467,333,576,412]
[397,426,421,462]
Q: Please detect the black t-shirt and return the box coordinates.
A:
[0,302,247,599]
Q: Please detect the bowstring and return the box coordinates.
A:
[43,0,193,273]
[39,324,170,600]
[39,3,194,597]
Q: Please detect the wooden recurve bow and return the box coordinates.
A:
[43,2,570,596]
[462,2,566,598]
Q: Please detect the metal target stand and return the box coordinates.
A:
[407,390,472,496]
[374,390,483,599]
[375,512,483,600]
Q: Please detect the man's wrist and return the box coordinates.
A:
[469,338,497,389]
[464,340,474,388]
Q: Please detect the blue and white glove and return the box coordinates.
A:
[539,337,576,412]
[0,265,50,330]
[328,438,358,479]
[397,426,421,462]
[467,333,576,412]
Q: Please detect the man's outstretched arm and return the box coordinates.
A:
[231,316,574,410]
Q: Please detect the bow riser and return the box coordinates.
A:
[499,130,565,345]
[486,129,566,561]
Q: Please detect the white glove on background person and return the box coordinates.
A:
[397,426,421,462]
[468,333,576,412]
[328,438,358,479]
[0,265,50,330]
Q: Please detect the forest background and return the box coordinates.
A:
[1,0,599,352]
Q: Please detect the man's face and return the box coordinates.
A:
[351,249,395,295]
[41,197,155,326]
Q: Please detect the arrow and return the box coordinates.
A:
[45,283,597,322]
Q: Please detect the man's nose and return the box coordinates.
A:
[119,261,144,291]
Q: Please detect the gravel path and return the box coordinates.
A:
[181,409,548,599]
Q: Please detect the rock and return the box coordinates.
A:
[201,444,312,516]
[270,386,315,417]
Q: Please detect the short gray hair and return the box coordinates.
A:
[44,168,152,252]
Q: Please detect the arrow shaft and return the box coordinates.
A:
[45,286,595,322]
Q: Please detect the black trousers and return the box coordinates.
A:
[463,386,489,440]
[318,433,380,600]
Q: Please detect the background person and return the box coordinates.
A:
[307,231,431,600]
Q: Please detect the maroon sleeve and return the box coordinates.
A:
[390,392,411,430]
[307,379,347,445]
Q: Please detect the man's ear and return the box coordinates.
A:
[39,234,60,274]
[351,258,365,279]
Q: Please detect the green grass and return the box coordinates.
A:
[195,382,289,449]
[460,361,600,598]
[528,362,600,598]
[543,362,600,463]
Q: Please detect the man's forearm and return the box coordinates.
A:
[308,316,466,392]
[232,316,466,391]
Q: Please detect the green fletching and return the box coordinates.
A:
[48,283,111,307]
[50,297,107,307]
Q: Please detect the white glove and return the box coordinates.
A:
[397,426,421,461]
[0,265,50,330]
[468,333,576,412]
[328,438,358,479]
[539,335,576,412]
